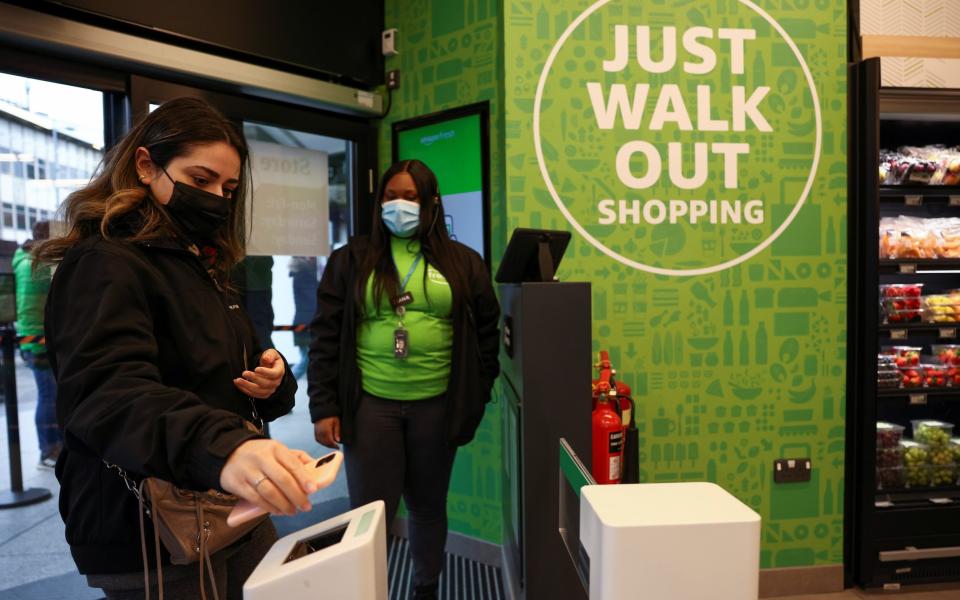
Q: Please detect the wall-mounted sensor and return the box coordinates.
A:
[382,28,398,56]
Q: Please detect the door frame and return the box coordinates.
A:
[130,75,378,236]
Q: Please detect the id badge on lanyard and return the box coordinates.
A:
[392,254,421,359]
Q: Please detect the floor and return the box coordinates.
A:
[777,588,960,600]
[388,536,504,600]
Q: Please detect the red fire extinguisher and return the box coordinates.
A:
[592,351,624,484]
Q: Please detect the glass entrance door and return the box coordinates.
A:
[131,76,378,523]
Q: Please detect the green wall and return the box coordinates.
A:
[502,0,848,568]
[380,0,506,543]
[378,0,849,567]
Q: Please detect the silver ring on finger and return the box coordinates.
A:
[253,475,268,488]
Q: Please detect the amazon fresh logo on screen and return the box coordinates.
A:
[420,131,456,146]
[533,0,821,276]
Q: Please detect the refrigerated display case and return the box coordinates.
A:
[848,57,960,589]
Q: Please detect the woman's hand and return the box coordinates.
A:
[234,349,285,399]
[219,439,317,516]
[314,417,341,449]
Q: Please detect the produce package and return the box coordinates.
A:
[924,293,960,323]
[877,355,901,389]
[902,440,931,487]
[879,284,923,324]
[900,365,924,388]
[880,146,960,186]
[879,217,960,259]
[932,344,960,365]
[881,346,922,365]
[877,444,904,468]
[876,466,905,491]
[912,420,954,447]
[932,345,960,384]
[876,421,905,448]
[919,363,948,387]
[879,218,939,259]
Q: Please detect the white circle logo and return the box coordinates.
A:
[533,0,822,276]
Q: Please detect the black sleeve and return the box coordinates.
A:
[47,246,262,491]
[470,252,501,394]
[250,349,297,422]
[240,303,297,422]
[307,245,351,423]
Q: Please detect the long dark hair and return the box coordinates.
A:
[355,159,468,314]
[34,97,249,275]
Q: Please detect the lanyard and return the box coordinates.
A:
[399,253,423,293]
[394,253,422,320]
[393,253,421,360]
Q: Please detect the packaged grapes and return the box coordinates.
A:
[912,420,954,447]
[876,466,906,491]
[876,422,905,449]
[929,464,958,487]
[901,440,931,488]
[876,444,904,468]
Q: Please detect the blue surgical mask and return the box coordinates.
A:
[382,199,420,238]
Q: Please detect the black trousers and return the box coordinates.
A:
[344,392,457,589]
[88,519,277,599]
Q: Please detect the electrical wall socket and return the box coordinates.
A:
[386,69,401,90]
[773,458,812,483]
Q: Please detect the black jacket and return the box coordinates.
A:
[307,236,500,446]
[45,235,297,574]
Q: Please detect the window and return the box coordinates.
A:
[0,70,105,242]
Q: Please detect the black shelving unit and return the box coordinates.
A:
[848,58,960,589]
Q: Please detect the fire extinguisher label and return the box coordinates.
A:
[609,455,621,481]
[608,430,623,453]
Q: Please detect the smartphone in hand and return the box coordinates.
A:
[227,451,343,527]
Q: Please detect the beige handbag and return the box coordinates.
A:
[107,419,267,600]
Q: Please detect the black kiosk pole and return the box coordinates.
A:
[0,324,51,508]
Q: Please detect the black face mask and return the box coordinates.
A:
[160,167,232,241]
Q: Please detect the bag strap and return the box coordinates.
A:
[196,500,220,600]
[138,480,164,600]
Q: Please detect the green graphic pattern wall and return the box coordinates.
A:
[503,0,848,568]
[380,0,506,544]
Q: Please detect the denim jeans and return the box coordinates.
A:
[21,350,62,456]
[344,392,457,590]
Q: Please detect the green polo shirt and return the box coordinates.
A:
[356,236,453,400]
